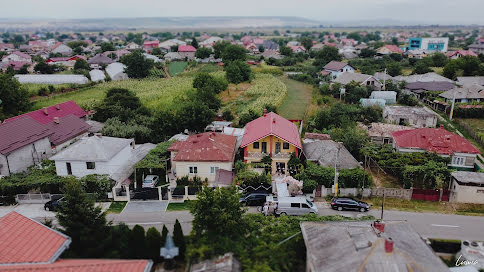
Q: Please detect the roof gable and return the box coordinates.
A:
[50,136,133,162]
[45,115,91,145]
[323,61,352,71]
[0,116,53,155]
[169,132,237,162]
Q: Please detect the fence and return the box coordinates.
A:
[316,186,445,201]
[15,193,63,204]
[412,189,450,202]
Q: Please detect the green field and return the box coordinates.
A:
[168,62,188,77]
[33,77,194,111]
[278,77,313,120]
[23,83,74,97]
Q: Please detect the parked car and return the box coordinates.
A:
[44,197,64,211]
[142,175,160,188]
[240,192,270,206]
[330,197,370,212]
[275,196,318,216]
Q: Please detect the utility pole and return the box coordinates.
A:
[383,68,387,91]
[334,142,343,197]
[449,91,456,120]
[381,190,385,220]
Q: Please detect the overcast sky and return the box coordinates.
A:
[2,0,484,25]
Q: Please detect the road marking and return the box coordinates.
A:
[431,224,460,228]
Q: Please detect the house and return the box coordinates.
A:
[303,140,361,169]
[358,122,414,145]
[392,127,481,169]
[369,91,397,104]
[159,39,186,51]
[125,42,140,50]
[46,114,91,153]
[106,62,128,81]
[0,212,153,272]
[102,49,131,61]
[392,72,454,84]
[333,72,382,91]
[199,36,223,48]
[14,74,89,85]
[51,135,155,183]
[0,61,32,72]
[4,100,87,124]
[457,76,484,87]
[1,51,31,63]
[376,44,403,55]
[468,43,484,55]
[289,45,306,53]
[241,111,302,175]
[408,37,449,52]
[164,52,182,61]
[383,106,437,128]
[88,54,114,69]
[439,85,484,103]
[321,61,355,80]
[0,117,53,176]
[50,43,73,56]
[445,50,478,59]
[450,171,484,204]
[262,40,279,51]
[341,38,356,46]
[301,221,450,272]
[143,40,159,52]
[144,53,162,63]
[168,132,237,183]
[403,81,456,99]
[190,253,241,272]
[0,43,14,52]
[178,45,197,60]
[45,55,87,69]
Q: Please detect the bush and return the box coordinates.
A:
[38,87,49,96]
[225,60,253,84]
[302,179,317,193]
[222,110,234,121]
[235,170,271,187]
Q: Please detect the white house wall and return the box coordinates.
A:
[173,161,233,182]
[451,181,484,204]
[0,137,51,175]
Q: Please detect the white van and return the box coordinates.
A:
[275,196,318,216]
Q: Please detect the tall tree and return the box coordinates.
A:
[195,47,212,59]
[0,74,30,120]
[212,40,231,59]
[191,38,199,49]
[74,59,89,70]
[173,219,186,259]
[146,227,163,262]
[221,44,247,62]
[313,46,342,68]
[300,37,313,51]
[129,225,146,258]
[121,50,154,78]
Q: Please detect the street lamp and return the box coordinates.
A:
[333,142,343,198]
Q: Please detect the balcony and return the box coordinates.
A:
[246,151,291,159]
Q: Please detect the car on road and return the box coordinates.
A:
[142,175,160,188]
[240,192,270,206]
[331,197,370,212]
[44,197,64,211]
[275,196,318,216]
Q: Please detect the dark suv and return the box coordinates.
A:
[44,197,64,211]
[240,192,270,206]
[331,197,370,212]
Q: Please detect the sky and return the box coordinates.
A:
[2,0,484,25]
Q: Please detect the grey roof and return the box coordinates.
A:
[89,69,106,82]
[50,135,133,162]
[87,54,114,65]
[163,52,182,60]
[303,140,361,169]
[370,91,396,101]
[14,74,89,85]
[405,81,456,93]
[384,106,436,117]
[358,122,414,138]
[469,44,484,49]
[333,72,376,85]
[457,76,484,87]
[85,120,104,133]
[143,53,162,63]
[111,143,156,183]
[439,85,484,100]
[393,72,454,83]
[452,171,484,185]
[324,61,352,71]
[301,221,450,272]
[373,72,393,82]
[262,40,279,50]
[190,253,241,272]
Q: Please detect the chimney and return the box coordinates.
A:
[263,109,267,116]
[373,221,385,233]
[272,118,276,124]
[440,124,444,129]
[43,108,48,115]
[53,117,60,124]
[385,238,394,253]
[56,104,60,110]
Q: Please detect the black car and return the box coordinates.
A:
[44,197,64,211]
[331,197,370,212]
[240,192,270,206]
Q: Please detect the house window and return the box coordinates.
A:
[283,142,290,149]
[452,156,465,166]
[210,166,220,174]
[86,162,95,169]
[253,142,260,149]
[189,166,198,174]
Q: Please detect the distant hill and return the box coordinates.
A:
[0,16,321,32]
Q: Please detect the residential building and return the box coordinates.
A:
[439,85,484,103]
[106,62,128,81]
[0,43,14,52]
[125,42,140,50]
[321,61,355,80]
[358,122,413,145]
[50,43,72,55]
[143,40,159,52]
[46,115,91,153]
[51,135,155,183]
[457,76,484,87]
[159,39,186,52]
[392,72,453,83]
[376,44,403,55]
[392,127,481,169]
[445,50,478,59]
[301,221,450,272]
[1,51,31,63]
[4,100,87,124]
[289,45,306,53]
[88,54,114,69]
[341,38,356,46]
[403,81,456,99]
[178,45,197,60]
[45,55,87,69]
[14,74,89,85]
[468,43,484,55]
[408,37,449,52]
[0,211,153,272]
[168,132,237,183]
[333,72,382,91]
[303,139,361,169]
[383,106,437,128]
[450,172,484,204]
[0,61,32,72]
[199,36,223,47]
[241,111,302,175]
[164,52,182,61]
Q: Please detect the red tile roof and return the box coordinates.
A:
[392,128,481,155]
[0,212,70,264]
[0,116,53,155]
[2,51,31,60]
[445,50,478,57]
[46,114,91,145]
[144,40,159,46]
[382,44,403,54]
[0,259,152,272]
[169,132,237,162]
[178,45,197,52]
[241,112,302,149]
[4,100,86,125]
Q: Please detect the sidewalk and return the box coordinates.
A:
[0,202,111,219]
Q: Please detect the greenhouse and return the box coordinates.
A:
[14,74,89,85]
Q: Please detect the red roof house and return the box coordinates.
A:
[46,114,91,146]
[0,212,153,272]
[4,100,86,125]
[0,116,53,156]
[178,45,196,52]
[393,127,480,168]
[377,44,403,55]
[143,40,159,49]
[445,50,478,59]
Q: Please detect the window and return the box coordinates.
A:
[283,142,290,149]
[302,204,310,209]
[253,142,259,149]
[189,166,198,174]
[66,162,72,175]
[86,162,95,170]
[210,166,219,174]
[275,142,281,153]
[291,203,300,208]
[452,156,465,166]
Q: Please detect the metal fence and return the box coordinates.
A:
[15,193,62,204]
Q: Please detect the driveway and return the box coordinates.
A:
[121,201,168,214]
[0,204,54,219]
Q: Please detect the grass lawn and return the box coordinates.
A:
[107,201,127,213]
[456,118,484,141]
[23,83,74,97]
[166,200,193,211]
[278,77,313,120]
[168,62,188,77]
